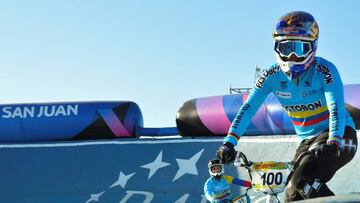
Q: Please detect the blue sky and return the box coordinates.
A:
[0,1,359,127]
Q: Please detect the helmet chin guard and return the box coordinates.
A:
[275,50,316,80]
[208,159,224,177]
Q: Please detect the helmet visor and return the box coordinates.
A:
[275,40,312,58]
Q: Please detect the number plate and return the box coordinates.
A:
[250,161,290,194]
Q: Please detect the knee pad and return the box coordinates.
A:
[302,179,323,198]
[285,180,305,202]
[287,178,335,201]
[285,179,328,201]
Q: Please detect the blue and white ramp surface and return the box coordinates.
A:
[0,138,229,203]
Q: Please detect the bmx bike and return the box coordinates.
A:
[230,150,312,203]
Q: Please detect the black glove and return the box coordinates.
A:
[314,143,340,158]
[216,142,236,164]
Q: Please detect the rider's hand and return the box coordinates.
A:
[314,143,340,158]
[216,142,236,164]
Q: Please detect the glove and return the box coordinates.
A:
[216,142,236,164]
[314,143,340,158]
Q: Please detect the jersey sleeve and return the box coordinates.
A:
[204,181,215,202]
[204,180,216,202]
[223,175,252,187]
[316,59,346,146]
[224,66,277,145]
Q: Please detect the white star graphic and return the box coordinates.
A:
[175,193,190,203]
[141,150,170,179]
[109,171,135,189]
[85,191,105,203]
[172,148,204,181]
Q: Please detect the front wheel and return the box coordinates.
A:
[231,194,251,203]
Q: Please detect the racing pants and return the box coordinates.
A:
[285,126,358,202]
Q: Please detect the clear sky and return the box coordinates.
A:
[0,1,359,127]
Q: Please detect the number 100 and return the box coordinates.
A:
[260,172,282,185]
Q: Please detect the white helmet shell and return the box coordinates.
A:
[208,159,224,177]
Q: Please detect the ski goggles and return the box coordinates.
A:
[275,40,313,58]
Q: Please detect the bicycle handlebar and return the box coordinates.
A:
[232,148,316,203]
[234,151,251,168]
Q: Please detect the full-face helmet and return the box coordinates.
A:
[208,159,224,177]
[272,11,319,79]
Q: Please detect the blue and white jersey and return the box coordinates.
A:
[204,175,251,203]
[225,57,355,146]
[204,176,232,203]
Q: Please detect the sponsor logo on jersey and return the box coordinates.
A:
[316,65,334,84]
[302,89,318,97]
[329,102,339,132]
[231,103,251,130]
[283,100,322,112]
[275,91,291,99]
[255,66,280,89]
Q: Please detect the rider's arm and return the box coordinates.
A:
[224,66,276,146]
[204,179,218,202]
[318,59,346,146]
[223,175,252,187]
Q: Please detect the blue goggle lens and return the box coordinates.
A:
[276,41,312,57]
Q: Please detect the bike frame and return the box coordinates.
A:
[233,150,313,203]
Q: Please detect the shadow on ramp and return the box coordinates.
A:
[293,193,360,203]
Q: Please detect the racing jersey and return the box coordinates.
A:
[224,57,355,146]
[204,175,251,203]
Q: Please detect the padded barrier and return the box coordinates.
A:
[176,84,360,136]
[0,101,143,142]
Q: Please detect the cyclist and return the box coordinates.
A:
[204,159,251,203]
[216,11,358,202]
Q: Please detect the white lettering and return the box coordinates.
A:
[37,106,44,117]
[200,195,208,203]
[68,104,78,115]
[23,107,35,118]
[2,107,12,118]
[119,190,154,203]
[55,105,67,116]
[1,104,79,119]
[43,106,55,117]
[12,107,23,118]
